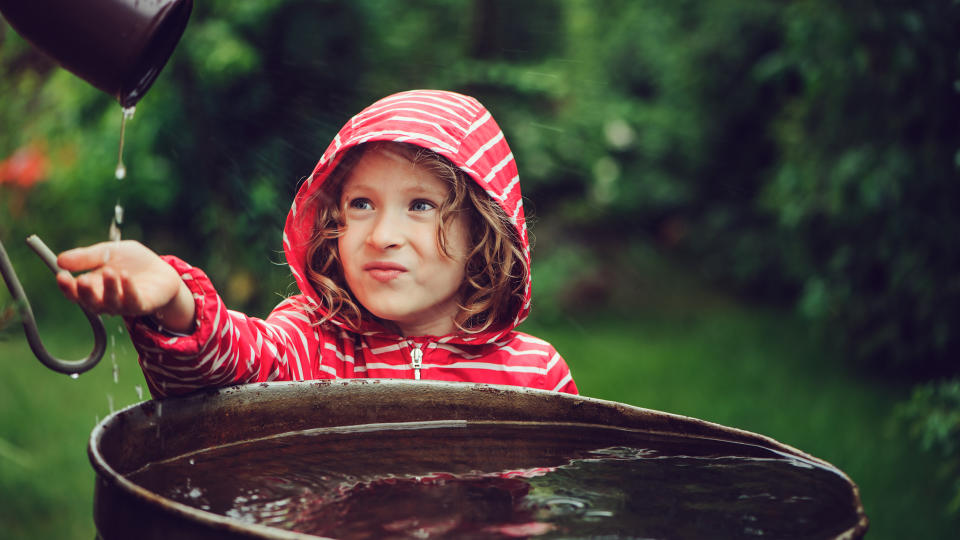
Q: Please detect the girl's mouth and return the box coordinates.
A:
[363,262,407,283]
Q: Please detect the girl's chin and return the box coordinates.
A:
[365,307,457,336]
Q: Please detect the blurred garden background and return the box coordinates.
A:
[2,0,959,537]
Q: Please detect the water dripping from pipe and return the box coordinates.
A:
[115,106,135,181]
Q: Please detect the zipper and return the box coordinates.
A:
[410,343,423,380]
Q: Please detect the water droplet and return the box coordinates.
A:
[109,203,125,243]
[155,401,164,441]
[135,385,144,400]
[114,162,126,180]
[107,393,115,413]
[69,373,79,380]
[189,458,195,466]
[111,334,119,384]
[108,221,121,243]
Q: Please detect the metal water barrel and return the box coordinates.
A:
[89,380,868,539]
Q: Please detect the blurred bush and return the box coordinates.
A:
[1,0,957,375]
[762,1,960,379]
[897,379,960,516]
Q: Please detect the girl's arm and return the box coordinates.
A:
[56,241,328,397]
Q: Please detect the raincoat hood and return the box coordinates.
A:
[283,90,531,342]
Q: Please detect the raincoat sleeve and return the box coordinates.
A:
[125,256,325,398]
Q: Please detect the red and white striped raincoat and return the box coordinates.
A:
[127,90,577,398]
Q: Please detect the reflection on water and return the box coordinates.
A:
[128,422,860,539]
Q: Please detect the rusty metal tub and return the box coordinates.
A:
[89,380,868,539]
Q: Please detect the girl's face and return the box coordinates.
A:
[338,148,468,336]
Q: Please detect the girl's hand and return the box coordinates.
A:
[56,241,196,333]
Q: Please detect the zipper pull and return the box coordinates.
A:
[410,344,423,380]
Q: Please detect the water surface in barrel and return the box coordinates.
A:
[127,421,860,539]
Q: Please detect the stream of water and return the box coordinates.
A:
[100,106,137,392]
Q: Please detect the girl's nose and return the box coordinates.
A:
[367,211,404,250]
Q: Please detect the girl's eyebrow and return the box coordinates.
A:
[339,179,375,195]
[404,184,447,198]
[342,181,447,199]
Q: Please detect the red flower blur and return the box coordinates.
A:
[0,144,49,188]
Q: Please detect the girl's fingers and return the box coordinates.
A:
[57,243,111,273]
[101,266,123,314]
[56,271,79,303]
[76,272,106,313]
[119,270,146,315]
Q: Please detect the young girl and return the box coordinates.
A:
[56,89,577,398]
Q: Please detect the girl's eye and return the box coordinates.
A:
[410,199,436,212]
[347,198,373,210]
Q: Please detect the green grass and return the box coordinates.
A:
[524,307,957,539]
[0,312,145,539]
[1,292,956,538]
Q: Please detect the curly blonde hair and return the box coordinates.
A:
[304,142,527,334]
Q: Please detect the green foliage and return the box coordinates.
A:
[897,379,960,515]
[761,0,960,377]
[2,0,958,374]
